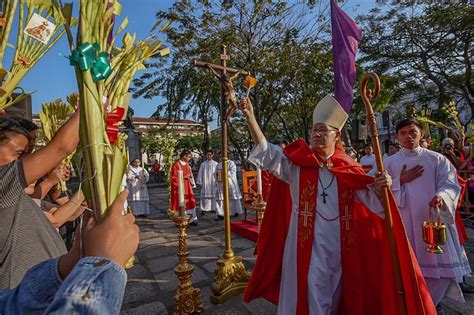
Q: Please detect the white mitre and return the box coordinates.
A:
[312,95,348,130]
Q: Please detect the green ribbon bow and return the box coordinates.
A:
[69,42,112,81]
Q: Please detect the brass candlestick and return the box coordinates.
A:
[173,206,203,314]
[252,193,266,229]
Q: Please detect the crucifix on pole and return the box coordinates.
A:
[191,45,250,304]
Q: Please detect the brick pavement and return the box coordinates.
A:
[121,184,277,314]
[121,185,474,314]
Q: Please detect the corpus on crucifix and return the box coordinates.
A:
[191,45,250,304]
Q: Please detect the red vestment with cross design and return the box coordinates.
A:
[243,139,436,315]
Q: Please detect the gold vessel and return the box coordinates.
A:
[422,207,447,254]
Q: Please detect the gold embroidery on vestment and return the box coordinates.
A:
[298,180,315,246]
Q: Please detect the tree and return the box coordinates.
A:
[358,4,473,123]
[140,127,179,190]
[132,0,333,159]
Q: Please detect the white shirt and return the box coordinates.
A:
[359,154,377,175]
[126,166,149,201]
[214,160,242,200]
[196,159,218,198]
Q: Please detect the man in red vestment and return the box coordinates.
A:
[239,96,436,315]
[170,150,198,225]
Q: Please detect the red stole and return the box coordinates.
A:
[244,140,436,315]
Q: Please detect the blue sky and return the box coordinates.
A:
[17,0,379,118]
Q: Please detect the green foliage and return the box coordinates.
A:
[140,127,179,191]
[358,4,473,122]
[132,0,332,158]
[176,135,203,153]
[39,97,76,142]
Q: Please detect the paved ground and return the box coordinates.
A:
[121,184,474,314]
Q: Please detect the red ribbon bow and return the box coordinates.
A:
[105,107,125,144]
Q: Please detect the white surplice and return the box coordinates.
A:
[197,159,218,212]
[215,160,243,216]
[384,146,471,304]
[249,139,384,315]
[126,166,150,215]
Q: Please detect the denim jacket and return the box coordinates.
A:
[0,256,127,314]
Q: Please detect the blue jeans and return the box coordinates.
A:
[0,256,127,314]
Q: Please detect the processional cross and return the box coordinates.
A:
[191,47,249,122]
[191,45,250,304]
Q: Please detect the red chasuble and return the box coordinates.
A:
[170,160,196,211]
[244,140,436,315]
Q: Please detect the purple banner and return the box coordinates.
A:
[331,0,362,113]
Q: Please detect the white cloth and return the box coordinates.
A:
[197,159,218,212]
[360,154,377,175]
[127,166,150,215]
[128,201,149,215]
[200,198,216,212]
[216,199,243,216]
[425,277,463,305]
[186,208,198,223]
[215,160,242,216]
[384,146,470,303]
[249,139,384,315]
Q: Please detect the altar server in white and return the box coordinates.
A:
[127,159,150,217]
[384,118,471,306]
[215,158,242,220]
[196,150,218,215]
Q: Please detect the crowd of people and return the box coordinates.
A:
[238,96,473,314]
[1,96,473,314]
[0,110,140,313]
[356,130,474,214]
[168,149,243,225]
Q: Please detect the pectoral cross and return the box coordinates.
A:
[320,191,328,204]
[301,201,313,227]
[341,204,352,230]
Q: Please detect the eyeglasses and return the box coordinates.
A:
[312,128,337,135]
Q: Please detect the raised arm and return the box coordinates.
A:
[239,98,265,145]
[22,111,79,185]
[239,98,294,184]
